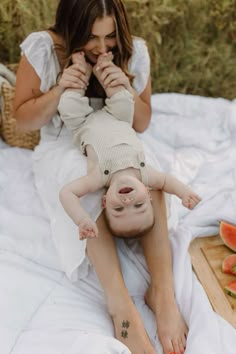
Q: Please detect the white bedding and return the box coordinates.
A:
[1,93,236,354]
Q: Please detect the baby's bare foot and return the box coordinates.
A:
[94,52,124,97]
[145,287,188,354]
[108,296,156,354]
[71,52,92,94]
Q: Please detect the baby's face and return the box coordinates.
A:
[103,175,154,237]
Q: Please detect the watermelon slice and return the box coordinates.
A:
[222,254,236,275]
[224,280,236,299]
[219,221,236,252]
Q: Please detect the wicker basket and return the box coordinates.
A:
[0,82,40,150]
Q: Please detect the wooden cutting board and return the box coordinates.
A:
[189,235,236,328]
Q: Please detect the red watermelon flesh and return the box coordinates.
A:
[224,280,236,299]
[219,221,236,252]
[222,254,236,275]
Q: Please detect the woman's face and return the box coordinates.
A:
[83,16,117,64]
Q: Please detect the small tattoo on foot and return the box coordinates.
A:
[122,320,130,328]
[121,330,128,338]
[121,320,130,339]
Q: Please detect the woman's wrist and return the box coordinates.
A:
[52,83,65,96]
[128,85,135,95]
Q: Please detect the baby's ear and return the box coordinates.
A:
[101,195,106,208]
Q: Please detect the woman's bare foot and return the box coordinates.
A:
[108,295,157,354]
[145,287,188,354]
[93,52,125,97]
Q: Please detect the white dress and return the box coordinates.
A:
[20,31,151,281]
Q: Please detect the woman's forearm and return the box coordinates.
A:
[132,88,152,133]
[15,85,64,132]
[131,76,152,133]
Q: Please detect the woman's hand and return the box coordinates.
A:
[94,57,132,93]
[57,52,92,91]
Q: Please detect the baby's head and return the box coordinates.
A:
[102,175,155,239]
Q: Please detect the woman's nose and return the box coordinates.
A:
[97,39,107,54]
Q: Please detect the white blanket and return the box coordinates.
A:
[1,93,236,354]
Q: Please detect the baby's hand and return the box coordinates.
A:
[79,217,98,240]
[182,189,201,209]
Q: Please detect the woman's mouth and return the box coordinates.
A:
[85,53,98,64]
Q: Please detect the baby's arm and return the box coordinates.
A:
[147,165,201,209]
[59,171,103,239]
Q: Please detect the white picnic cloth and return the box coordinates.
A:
[0,93,236,354]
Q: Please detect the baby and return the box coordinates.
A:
[58,53,201,240]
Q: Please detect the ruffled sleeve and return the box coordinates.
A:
[129,38,150,95]
[20,31,60,93]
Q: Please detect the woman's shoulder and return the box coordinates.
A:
[20,31,60,92]
[20,30,56,71]
[132,37,148,50]
[129,37,150,95]
[20,31,53,51]
[130,37,150,66]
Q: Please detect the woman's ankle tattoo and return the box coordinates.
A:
[121,320,130,339]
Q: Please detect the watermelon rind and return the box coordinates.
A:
[224,281,236,299]
[219,221,236,252]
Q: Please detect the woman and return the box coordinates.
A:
[14,1,187,353]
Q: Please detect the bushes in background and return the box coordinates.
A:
[0,0,57,62]
[126,0,236,98]
[0,0,235,98]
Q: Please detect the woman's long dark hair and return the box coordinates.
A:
[50,0,133,97]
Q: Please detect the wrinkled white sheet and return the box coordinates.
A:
[0,93,236,354]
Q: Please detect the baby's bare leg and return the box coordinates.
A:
[87,212,156,354]
[93,53,125,97]
[141,190,188,354]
